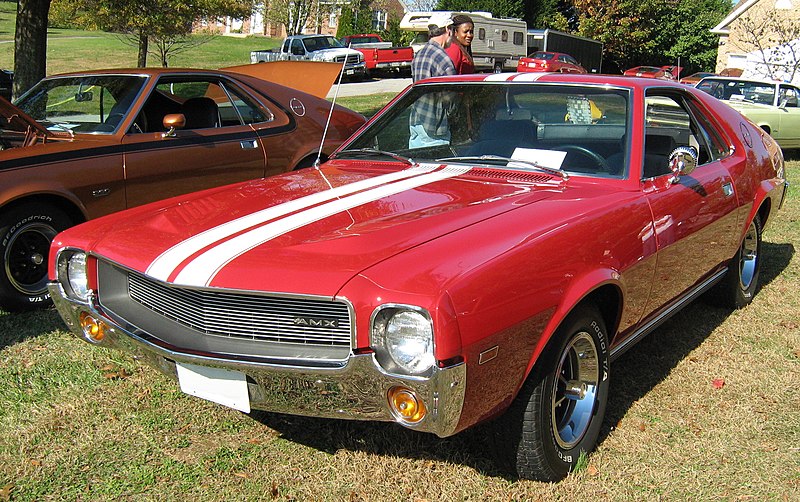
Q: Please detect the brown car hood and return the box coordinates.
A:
[0,96,49,138]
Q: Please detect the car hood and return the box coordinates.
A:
[311,47,361,57]
[64,162,562,297]
[0,96,49,137]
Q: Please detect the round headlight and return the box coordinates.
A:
[384,310,434,374]
[66,252,89,301]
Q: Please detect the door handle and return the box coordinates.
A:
[240,139,258,150]
[722,182,734,197]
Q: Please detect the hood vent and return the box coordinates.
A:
[469,168,554,184]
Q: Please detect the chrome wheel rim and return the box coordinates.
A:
[739,221,759,290]
[5,222,57,296]
[551,331,599,450]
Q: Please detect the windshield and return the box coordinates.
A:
[303,36,344,51]
[339,82,631,177]
[696,79,776,105]
[15,75,147,134]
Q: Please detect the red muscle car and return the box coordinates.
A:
[0,64,364,311]
[48,74,787,481]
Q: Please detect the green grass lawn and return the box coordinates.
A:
[0,1,279,74]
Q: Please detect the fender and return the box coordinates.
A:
[522,267,623,379]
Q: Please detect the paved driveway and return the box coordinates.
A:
[327,77,412,98]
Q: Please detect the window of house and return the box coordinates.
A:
[372,10,387,30]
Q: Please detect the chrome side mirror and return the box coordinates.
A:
[668,146,698,182]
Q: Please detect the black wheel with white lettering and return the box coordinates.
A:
[493,304,610,481]
[0,203,72,311]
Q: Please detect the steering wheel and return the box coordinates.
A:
[554,145,610,173]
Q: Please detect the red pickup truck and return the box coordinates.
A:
[340,34,413,76]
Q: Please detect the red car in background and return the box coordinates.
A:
[623,65,681,80]
[680,72,717,85]
[517,51,587,73]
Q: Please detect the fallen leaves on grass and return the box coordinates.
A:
[711,378,725,390]
[100,364,132,380]
[271,481,279,498]
[586,464,600,476]
[1,484,13,502]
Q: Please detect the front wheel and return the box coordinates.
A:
[0,203,73,311]
[492,304,610,481]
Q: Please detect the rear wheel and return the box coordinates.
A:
[717,215,762,309]
[493,304,610,481]
[0,203,73,311]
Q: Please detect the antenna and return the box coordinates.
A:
[314,43,351,168]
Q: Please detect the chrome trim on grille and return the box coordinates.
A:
[95,259,354,363]
[127,272,351,347]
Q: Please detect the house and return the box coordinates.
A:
[711,0,800,83]
[201,0,407,39]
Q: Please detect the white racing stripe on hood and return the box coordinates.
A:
[174,165,472,287]
[146,164,439,281]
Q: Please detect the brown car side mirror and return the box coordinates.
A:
[162,113,186,137]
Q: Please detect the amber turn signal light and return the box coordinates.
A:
[79,312,107,342]
[388,386,427,424]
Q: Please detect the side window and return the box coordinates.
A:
[501,30,508,42]
[478,28,486,40]
[282,39,291,53]
[220,82,273,125]
[513,32,523,45]
[643,91,730,178]
[779,86,799,107]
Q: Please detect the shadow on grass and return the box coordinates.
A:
[249,241,795,480]
[0,307,65,351]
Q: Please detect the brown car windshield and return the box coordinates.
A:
[15,75,147,134]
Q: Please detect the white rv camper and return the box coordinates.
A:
[400,11,527,72]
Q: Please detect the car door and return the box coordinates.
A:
[120,75,268,208]
[777,84,800,148]
[638,90,740,315]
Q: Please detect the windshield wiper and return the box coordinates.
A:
[332,148,414,165]
[435,155,569,179]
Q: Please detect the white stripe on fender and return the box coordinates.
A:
[146,164,439,281]
[174,165,472,287]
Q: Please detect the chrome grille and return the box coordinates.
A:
[334,54,360,65]
[127,271,352,348]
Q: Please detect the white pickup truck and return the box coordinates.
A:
[251,35,367,79]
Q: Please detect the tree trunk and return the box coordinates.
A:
[137,32,149,67]
[13,0,52,99]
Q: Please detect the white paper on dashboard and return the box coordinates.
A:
[510,148,567,170]
[176,362,251,413]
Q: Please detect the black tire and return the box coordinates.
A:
[492,304,610,481]
[717,214,762,309]
[0,203,73,311]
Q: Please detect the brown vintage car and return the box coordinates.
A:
[0,65,366,311]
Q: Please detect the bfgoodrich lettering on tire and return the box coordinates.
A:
[0,203,72,311]
[492,304,610,481]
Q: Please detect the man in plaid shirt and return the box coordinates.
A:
[410,13,456,148]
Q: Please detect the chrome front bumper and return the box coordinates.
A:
[49,283,467,437]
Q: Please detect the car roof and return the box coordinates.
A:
[698,76,784,86]
[415,72,683,89]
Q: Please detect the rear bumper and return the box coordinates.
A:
[50,283,467,437]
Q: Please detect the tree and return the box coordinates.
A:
[13,0,52,98]
[734,7,800,82]
[654,0,731,76]
[435,0,524,18]
[55,0,255,67]
[264,0,316,35]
